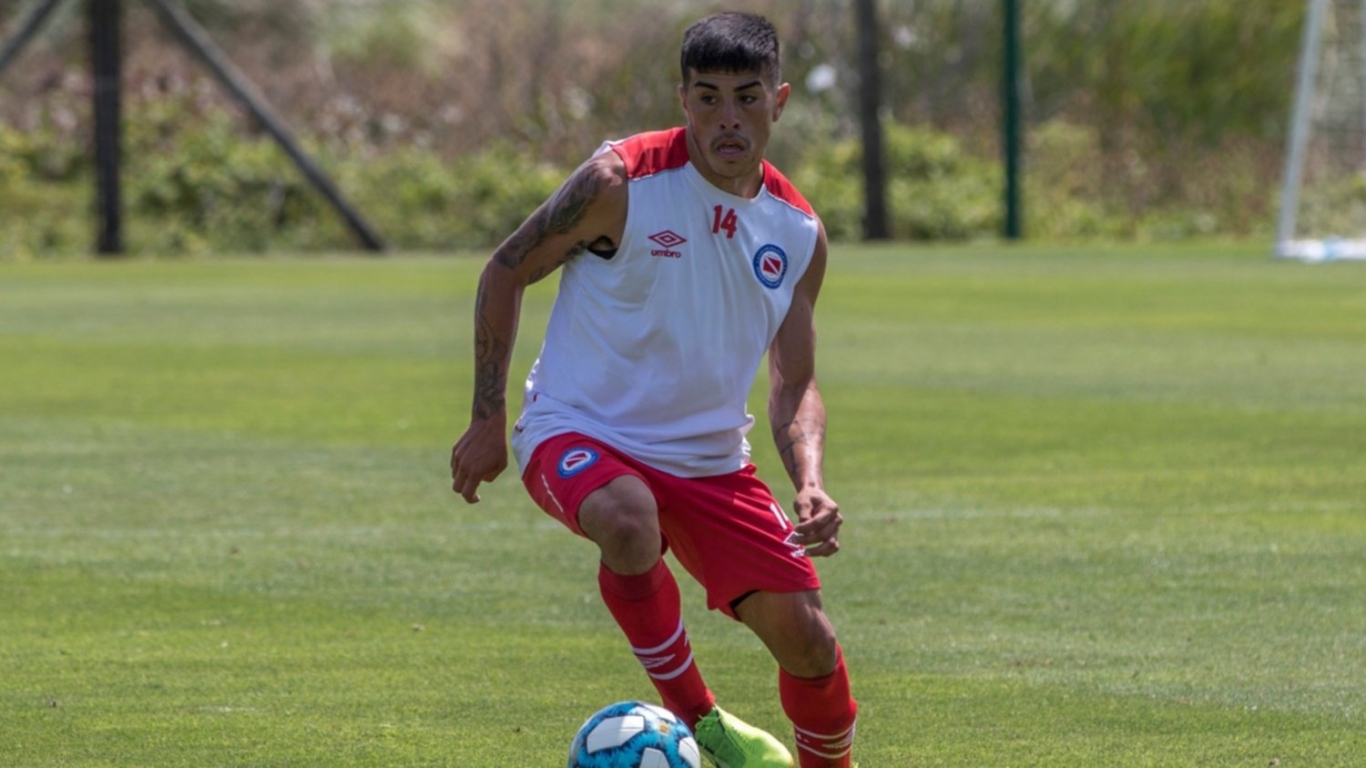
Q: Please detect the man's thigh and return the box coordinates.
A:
[521,433,649,537]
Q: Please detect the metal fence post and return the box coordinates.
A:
[91,0,124,255]
[1003,0,1024,240]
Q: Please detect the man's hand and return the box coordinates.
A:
[791,487,842,557]
[449,414,508,504]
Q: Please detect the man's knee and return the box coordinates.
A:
[787,610,840,676]
[738,590,840,677]
[578,474,660,573]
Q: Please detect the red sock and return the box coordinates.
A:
[780,645,858,768]
[598,559,715,727]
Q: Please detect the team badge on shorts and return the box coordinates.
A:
[557,447,600,478]
[753,244,788,289]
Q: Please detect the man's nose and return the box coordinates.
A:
[719,100,741,128]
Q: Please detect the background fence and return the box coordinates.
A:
[0,0,1306,255]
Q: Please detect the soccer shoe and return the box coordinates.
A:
[693,706,794,768]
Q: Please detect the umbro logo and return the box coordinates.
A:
[649,230,687,248]
[648,229,686,258]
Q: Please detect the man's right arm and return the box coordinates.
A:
[450,151,627,504]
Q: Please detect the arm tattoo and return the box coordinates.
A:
[493,165,605,280]
[773,416,825,487]
[471,291,510,420]
[470,164,609,419]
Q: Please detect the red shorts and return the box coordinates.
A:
[522,432,822,619]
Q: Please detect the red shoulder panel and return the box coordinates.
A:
[761,161,815,217]
[610,127,691,179]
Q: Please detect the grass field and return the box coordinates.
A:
[2,243,1363,766]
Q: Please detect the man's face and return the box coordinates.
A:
[680,69,791,192]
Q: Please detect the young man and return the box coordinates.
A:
[449,13,857,768]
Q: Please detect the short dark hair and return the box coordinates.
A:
[680,12,781,86]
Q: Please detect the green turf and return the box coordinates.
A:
[1,244,1363,765]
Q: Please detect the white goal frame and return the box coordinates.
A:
[1277,0,1366,261]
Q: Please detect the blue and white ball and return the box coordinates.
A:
[567,701,701,768]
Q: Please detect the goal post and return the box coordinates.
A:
[1277,0,1366,261]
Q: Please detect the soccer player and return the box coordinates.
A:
[449,12,857,768]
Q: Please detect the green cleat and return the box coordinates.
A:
[693,706,794,768]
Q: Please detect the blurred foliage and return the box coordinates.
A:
[796,124,1001,242]
[1296,173,1366,241]
[127,98,329,254]
[0,0,1311,255]
[124,94,566,254]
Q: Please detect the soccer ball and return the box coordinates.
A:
[567,701,701,768]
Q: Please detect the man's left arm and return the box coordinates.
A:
[768,222,842,557]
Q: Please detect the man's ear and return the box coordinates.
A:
[772,82,792,121]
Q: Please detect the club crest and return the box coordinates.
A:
[557,447,600,478]
[753,244,788,289]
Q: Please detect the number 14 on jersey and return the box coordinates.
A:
[712,206,738,239]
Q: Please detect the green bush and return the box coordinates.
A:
[339,141,565,251]
[1293,172,1366,241]
[1023,121,1129,240]
[0,127,26,188]
[1022,120,1279,242]
[794,124,1001,241]
[126,102,329,254]
[0,119,88,184]
[0,89,574,258]
[0,123,91,259]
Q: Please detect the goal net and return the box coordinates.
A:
[1277,0,1366,261]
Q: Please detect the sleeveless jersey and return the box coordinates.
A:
[511,127,820,478]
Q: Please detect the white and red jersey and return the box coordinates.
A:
[511,127,820,478]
